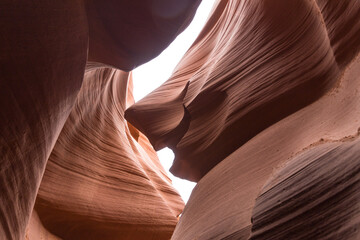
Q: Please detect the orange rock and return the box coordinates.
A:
[172,53,360,239]
[2,0,360,239]
[0,1,201,238]
[34,65,184,239]
[125,0,360,182]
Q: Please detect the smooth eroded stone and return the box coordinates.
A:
[250,139,360,240]
[86,0,202,71]
[126,0,360,181]
[0,1,88,239]
[34,65,184,240]
[171,53,360,240]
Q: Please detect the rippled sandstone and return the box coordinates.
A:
[1,0,360,239]
[1,1,199,239]
[126,0,360,239]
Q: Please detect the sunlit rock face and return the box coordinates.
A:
[124,0,360,239]
[32,65,184,240]
[1,1,200,239]
[125,0,360,182]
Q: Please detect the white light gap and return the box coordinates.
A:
[132,0,216,203]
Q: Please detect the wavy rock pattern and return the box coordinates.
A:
[0,0,200,239]
[33,66,184,239]
[2,0,360,239]
[168,0,360,237]
[1,1,200,239]
[0,2,88,239]
[126,0,360,182]
[171,51,360,240]
[250,138,360,240]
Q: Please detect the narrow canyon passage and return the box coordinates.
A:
[1,0,360,240]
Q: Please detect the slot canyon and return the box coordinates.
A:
[1,0,360,239]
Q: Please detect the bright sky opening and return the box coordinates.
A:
[132,0,217,203]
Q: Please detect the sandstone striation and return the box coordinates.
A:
[125,0,360,182]
[125,0,360,239]
[250,139,360,240]
[1,1,199,239]
[0,2,88,239]
[2,0,360,239]
[33,65,184,239]
[171,51,360,240]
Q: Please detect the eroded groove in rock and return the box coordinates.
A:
[2,0,360,239]
[126,0,360,182]
[85,0,202,71]
[25,211,60,240]
[170,51,360,239]
[0,2,88,239]
[34,65,184,240]
[1,1,206,239]
[315,0,360,68]
[250,138,360,240]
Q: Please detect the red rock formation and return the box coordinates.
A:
[171,53,360,239]
[33,65,184,240]
[1,1,201,239]
[86,0,202,71]
[2,0,360,239]
[250,138,360,240]
[123,0,360,239]
[25,211,60,240]
[0,2,88,239]
[126,0,360,182]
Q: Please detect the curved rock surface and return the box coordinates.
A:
[250,138,360,240]
[2,0,360,239]
[25,211,60,240]
[86,0,201,70]
[0,2,88,239]
[34,65,184,239]
[125,0,360,182]
[1,1,201,239]
[171,52,360,240]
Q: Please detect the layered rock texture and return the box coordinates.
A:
[32,66,184,239]
[1,1,198,239]
[1,0,360,239]
[126,0,360,182]
[250,138,360,240]
[0,2,88,239]
[126,0,360,239]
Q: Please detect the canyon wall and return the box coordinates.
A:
[0,1,199,239]
[126,0,360,239]
[0,2,88,239]
[1,0,360,239]
[31,66,184,240]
